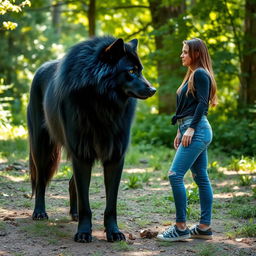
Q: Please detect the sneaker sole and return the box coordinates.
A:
[157,234,191,242]
[190,234,213,240]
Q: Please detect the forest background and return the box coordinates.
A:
[0,0,256,157]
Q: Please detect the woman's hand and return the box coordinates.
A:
[174,131,181,150]
[182,127,195,147]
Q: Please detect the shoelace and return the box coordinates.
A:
[163,226,176,237]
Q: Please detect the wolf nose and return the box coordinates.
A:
[149,87,156,96]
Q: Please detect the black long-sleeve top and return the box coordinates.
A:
[171,68,211,129]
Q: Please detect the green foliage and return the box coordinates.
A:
[140,171,150,184]
[55,164,72,180]
[209,115,256,156]
[238,175,253,186]
[226,219,256,238]
[186,185,199,204]
[112,241,131,251]
[124,174,142,189]
[21,220,70,241]
[132,110,256,156]
[132,109,177,146]
[228,156,256,172]
[196,243,228,256]
[186,184,200,219]
[0,137,28,162]
[229,205,256,219]
[0,0,31,30]
[252,187,256,199]
[126,142,174,171]
[208,161,225,179]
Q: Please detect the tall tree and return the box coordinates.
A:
[239,0,256,108]
[148,0,187,113]
[52,0,62,39]
[88,0,96,37]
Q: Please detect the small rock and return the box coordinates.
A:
[0,231,7,236]
[139,229,158,239]
[235,238,254,245]
[139,159,148,164]
[128,233,136,240]
[23,193,31,198]
[10,222,19,227]
[59,246,68,249]
[186,249,196,253]
[3,216,15,221]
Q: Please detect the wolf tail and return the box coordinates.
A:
[27,64,61,197]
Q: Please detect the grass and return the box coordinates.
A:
[195,243,228,256]
[112,241,131,251]
[21,219,71,244]
[0,220,6,232]
[226,219,256,238]
[229,205,256,219]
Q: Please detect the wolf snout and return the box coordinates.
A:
[148,86,156,96]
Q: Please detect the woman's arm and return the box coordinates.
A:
[189,69,211,129]
[174,128,181,149]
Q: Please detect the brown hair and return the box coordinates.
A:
[177,38,218,107]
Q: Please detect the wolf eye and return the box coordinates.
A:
[128,69,135,74]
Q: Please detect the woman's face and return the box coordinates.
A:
[180,44,192,67]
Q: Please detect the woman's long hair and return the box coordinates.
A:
[177,38,218,107]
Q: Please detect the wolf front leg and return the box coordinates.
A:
[72,158,93,243]
[103,157,126,242]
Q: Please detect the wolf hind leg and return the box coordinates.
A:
[69,175,78,221]
[30,127,61,220]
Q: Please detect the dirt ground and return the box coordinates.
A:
[0,163,255,256]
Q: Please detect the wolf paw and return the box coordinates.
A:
[70,213,78,221]
[74,232,92,243]
[32,211,48,220]
[106,231,126,242]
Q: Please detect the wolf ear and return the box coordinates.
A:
[103,38,125,61]
[128,39,138,51]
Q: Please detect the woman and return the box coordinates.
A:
[157,38,217,242]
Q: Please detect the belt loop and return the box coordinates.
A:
[177,116,193,125]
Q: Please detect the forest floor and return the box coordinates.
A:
[0,161,255,256]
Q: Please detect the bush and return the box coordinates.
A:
[132,112,176,146]
[209,116,256,156]
[132,109,256,156]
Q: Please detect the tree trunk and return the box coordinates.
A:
[88,0,96,37]
[239,0,256,108]
[148,0,186,114]
[52,0,62,39]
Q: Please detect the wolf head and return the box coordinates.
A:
[56,37,156,101]
[101,38,156,100]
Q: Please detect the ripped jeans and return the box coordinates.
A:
[169,116,213,225]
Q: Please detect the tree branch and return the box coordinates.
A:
[27,0,83,12]
[124,22,151,40]
[106,5,149,10]
[27,3,149,12]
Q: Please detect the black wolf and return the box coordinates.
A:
[27,36,156,243]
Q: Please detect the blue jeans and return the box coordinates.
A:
[169,116,213,225]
